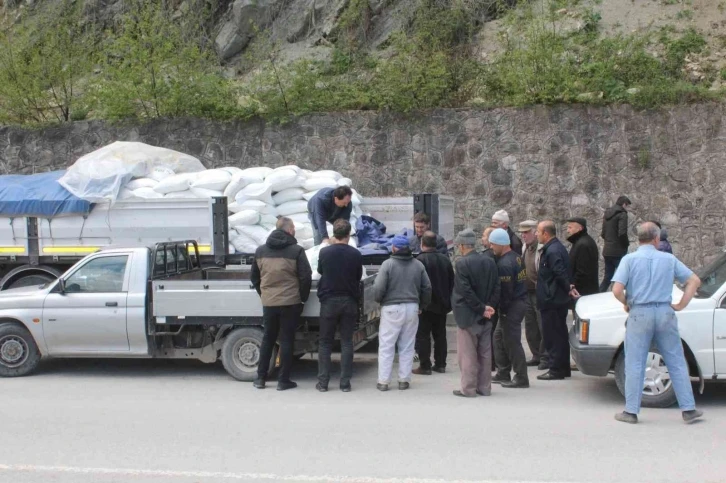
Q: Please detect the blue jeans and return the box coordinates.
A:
[308,213,324,245]
[624,303,695,414]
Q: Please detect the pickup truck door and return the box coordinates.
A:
[42,254,131,354]
[714,295,726,375]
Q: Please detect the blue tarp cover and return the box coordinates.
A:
[0,171,92,218]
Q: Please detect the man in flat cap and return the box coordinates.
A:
[566,217,600,301]
[491,210,523,255]
[519,220,547,369]
[451,229,500,397]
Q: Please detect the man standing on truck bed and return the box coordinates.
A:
[316,219,363,393]
[307,186,353,246]
[373,235,432,391]
[611,222,703,424]
[251,217,313,391]
[408,213,448,255]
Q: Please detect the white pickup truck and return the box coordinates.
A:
[570,253,726,407]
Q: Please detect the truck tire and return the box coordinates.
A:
[221,327,277,382]
[1,265,63,291]
[614,350,678,408]
[0,323,41,377]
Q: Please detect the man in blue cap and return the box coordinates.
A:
[489,228,530,388]
[373,234,432,391]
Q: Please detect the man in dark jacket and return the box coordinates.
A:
[452,229,501,398]
[413,231,455,375]
[409,212,448,254]
[600,195,631,292]
[566,217,600,300]
[316,219,362,392]
[251,217,313,390]
[491,210,523,255]
[658,228,673,254]
[480,227,496,260]
[536,221,573,381]
[307,186,353,245]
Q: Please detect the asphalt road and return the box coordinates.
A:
[1,354,725,483]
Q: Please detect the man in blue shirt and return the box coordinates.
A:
[611,222,703,424]
[307,186,353,245]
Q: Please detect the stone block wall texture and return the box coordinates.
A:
[2,103,726,269]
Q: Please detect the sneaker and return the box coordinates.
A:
[253,378,266,389]
[614,411,638,424]
[398,381,410,390]
[432,366,446,374]
[492,373,511,385]
[315,382,328,392]
[376,383,389,392]
[412,367,432,375]
[340,383,352,392]
[682,409,703,423]
[277,380,298,391]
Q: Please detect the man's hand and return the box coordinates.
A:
[569,287,581,299]
[320,239,330,247]
[671,301,687,312]
[623,304,630,313]
[483,306,495,319]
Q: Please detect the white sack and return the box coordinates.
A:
[303,177,337,191]
[260,214,279,226]
[164,190,200,199]
[235,183,273,205]
[276,200,309,216]
[191,169,232,191]
[119,188,136,200]
[238,200,277,215]
[229,210,261,227]
[223,172,250,200]
[126,178,158,190]
[303,190,319,201]
[237,224,272,246]
[311,170,342,181]
[229,229,259,254]
[337,177,353,187]
[294,222,313,241]
[288,213,310,224]
[272,188,305,205]
[273,174,306,192]
[240,167,273,180]
[306,245,323,281]
[272,165,301,174]
[58,141,205,203]
[132,187,164,199]
[264,169,296,189]
[299,238,314,250]
[154,173,193,194]
[220,166,243,175]
[352,190,363,206]
[348,237,358,248]
[190,187,224,198]
[149,166,176,182]
[353,206,363,218]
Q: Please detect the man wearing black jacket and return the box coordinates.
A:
[535,221,573,381]
[600,195,631,292]
[566,217,599,300]
[251,217,313,390]
[409,213,448,255]
[413,231,455,375]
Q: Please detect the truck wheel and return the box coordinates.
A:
[0,324,41,377]
[221,328,277,382]
[614,350,678,408]
[1,265,63,290]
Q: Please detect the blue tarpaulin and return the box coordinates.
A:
[0,171,92,218]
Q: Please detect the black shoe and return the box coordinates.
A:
[537,371,565,381]
[399,381,410,390]
[412,367,432,375]
[615,411,638,424]
[453,390,476,398]
[683,409,703,423]
[377,383,389,392]
[538,361,549,370]
[526,358,540,367]
[253,378,266,389]
[340,383,352,392]
[316,382,328,392]
[432,366,446,374]
[277,380,298,391]
[476,390,490,396]
[502,377,530,388]
[492,373,511,385]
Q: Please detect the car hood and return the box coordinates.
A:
[575,285,686,320]
[0,284,50,306]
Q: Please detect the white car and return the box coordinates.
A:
[570,254,726,408]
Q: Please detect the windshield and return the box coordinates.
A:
[694,253,726,298]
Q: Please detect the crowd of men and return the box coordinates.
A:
[250,189,703,423]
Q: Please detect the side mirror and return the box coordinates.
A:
[57,278,66,295]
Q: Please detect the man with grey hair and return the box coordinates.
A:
[518,220,546,368]
[611,221,703,424]
[451,229,500,397]
[251,216,313,391]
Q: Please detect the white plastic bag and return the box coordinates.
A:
[311,170,342,181]
[303,190,319,201]
[154,173,193,194]
[149,166,176,182]
[272,188,305,205]
[337,177,353,187]
[239,200,278,215]
[126,178,159,190]
[305,245,324,281]
[235,183,274,205]
[303,177,337,191]
[191,169,232,191]
[276,200,309,217]
[229,210,261,227]
[239,167,273,180]
[299,238,314,250]
[132,187,164,199]
[164,190,200,199]
[237,224,272,246]
[229,229,259,254]
[190,187,224,198]
[223,172,250,201]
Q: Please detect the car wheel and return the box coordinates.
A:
[614,350,678,408]
[0,323,41,377]
[221,327,278,382]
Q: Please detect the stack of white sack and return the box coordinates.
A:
[120,164,364,254]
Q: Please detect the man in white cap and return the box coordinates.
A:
[491,210,523,255]
[489,228,530,388]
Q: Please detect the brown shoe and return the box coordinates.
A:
[412,367,432,375]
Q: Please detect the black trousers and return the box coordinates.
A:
[600,256,623,292]
[318,296,358,386]
[494,298,528,380]
[257,304,302,382]
[415,311,448,369]
[540,305,571,377]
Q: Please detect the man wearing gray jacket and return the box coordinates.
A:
[373,235,432,391]
[452,229,501,398]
